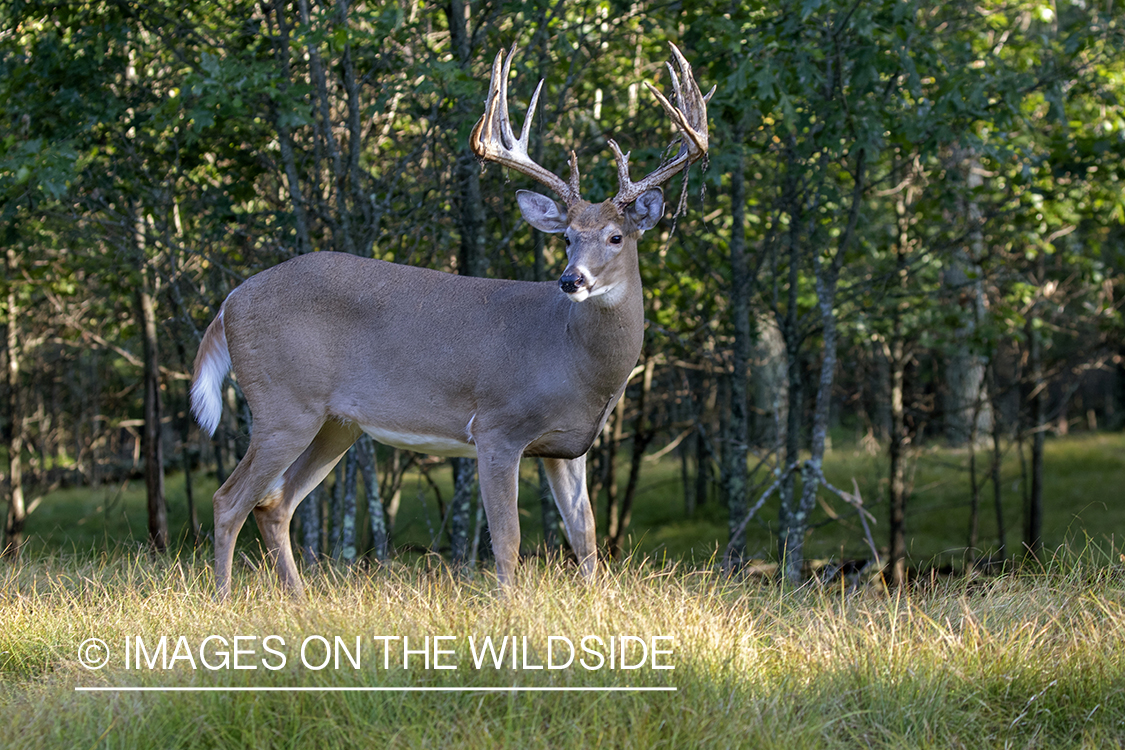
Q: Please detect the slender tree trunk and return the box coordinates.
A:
[449,457,475,564]
[1026,313,1045,561]
[610,355,654,559]
[943,149,991,446]
[3,247,25,557]
[967,394,983,569]
[887,336,908,586]
[357,435,387,561]
[776,148,803,575]
[330,460,344,556]
[382,449,406,536]
[751,315,788,447]
[335,0,373,250]
[989,363,1006,562]
[299,484,322,565]
[604,395,626,542]
[695,393,712,508]
[340,445,359,561]
[682,431,694,517]
[134,213,168,553]
[171,333,200,547]
[886,167,915,588]
[780,149,865,583]
[298,0,355,255]
[180,385,200,547]
[269,2,312,255]
[724,141,751,568]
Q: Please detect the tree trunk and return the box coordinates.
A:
[779,149,865,583]
[603,395,626,542]
[268,2,312,255]
[298,0,356,255]
[3,246,25,557]
[988,363,1006,562]
[887,336,908,586]
[299,484,322,565]
[356,435,387,561]
[776,148,803,576]
[449,457,475,564]
[967,394,983,569]
[886,168,913,588]
[724,142,751,567]
[180,384,200,547]
[943,149,992,446]
[171,333,201,547]
[340,445,359,561]
[751,314,787,447]
[681,431,694,517]
[610,356,654,559]
[134,210,168,553]
[1026,314,1045,561]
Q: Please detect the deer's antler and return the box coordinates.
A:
[470,45,582,208]
[609,43,714,211]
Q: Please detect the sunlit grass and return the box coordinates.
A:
[1,547,1123,748]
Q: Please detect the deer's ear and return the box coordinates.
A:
[626,188,664,233]
[517,190,568,233]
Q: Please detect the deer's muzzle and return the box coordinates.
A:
[559,271,587,295]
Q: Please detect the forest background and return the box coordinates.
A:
[2,0,1124,586]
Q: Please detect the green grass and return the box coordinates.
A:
[6,435,1125,748]
[620,431,1125,569]
[19,433,1125,574]
[1,549,1123,748]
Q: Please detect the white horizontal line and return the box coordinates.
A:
[76,686,676,693]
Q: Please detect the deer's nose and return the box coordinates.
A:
[559,272,587,294]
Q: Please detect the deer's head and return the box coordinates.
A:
[471,44,713,304]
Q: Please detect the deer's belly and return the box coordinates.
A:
[360,425,478,458]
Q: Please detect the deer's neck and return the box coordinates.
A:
[562,267,645,396]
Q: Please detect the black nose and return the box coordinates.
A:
[559,272,586,294]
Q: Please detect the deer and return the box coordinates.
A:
[190,43,712,598]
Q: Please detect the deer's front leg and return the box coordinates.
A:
[475,448,523,585]
[542,455,597,578]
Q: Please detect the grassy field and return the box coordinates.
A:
[3,432,1123,748]
[1,549,1123,749]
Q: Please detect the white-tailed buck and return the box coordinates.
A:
[191,43,712,597]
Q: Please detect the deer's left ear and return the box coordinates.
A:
[517,190,569,233]
[626,188,664,233]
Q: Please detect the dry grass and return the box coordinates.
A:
[1,548,1124,749]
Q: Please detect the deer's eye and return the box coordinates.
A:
[610,235,623,245]
[564,235,571,246]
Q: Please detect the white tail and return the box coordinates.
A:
[192,44,711,598]
[189,309,231,438]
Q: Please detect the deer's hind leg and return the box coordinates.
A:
[251,419,362,595]
[212,411,324,599]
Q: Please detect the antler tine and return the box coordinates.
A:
[470,46,581,207]
[611,42,714,211]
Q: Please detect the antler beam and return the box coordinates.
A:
[470,45,582,208]
[609,43,715,211]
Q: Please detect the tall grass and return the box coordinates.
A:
[2,547,1123,749]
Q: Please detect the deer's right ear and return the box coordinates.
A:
[517,190,568,233]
